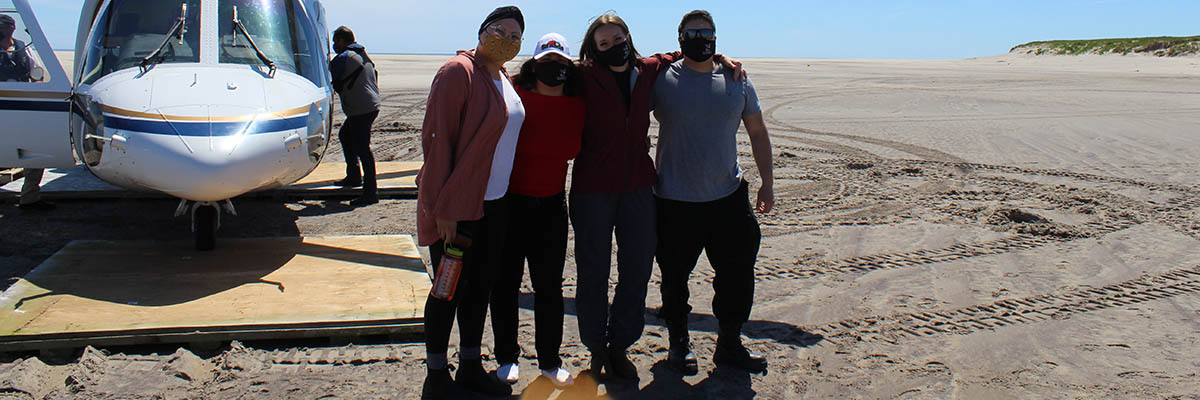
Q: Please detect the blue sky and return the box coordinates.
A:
[29,0,1200,59]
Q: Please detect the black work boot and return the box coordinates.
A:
[455,359,512,397]
[420,368,454,400]
[334,177,362,187]
[667,323,698,375]
[714,332,768,374]
[606,345,638,380]
[349,192,379,206]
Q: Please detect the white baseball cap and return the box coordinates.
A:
[533,32,571,60]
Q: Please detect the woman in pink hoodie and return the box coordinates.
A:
[415,6,526,399]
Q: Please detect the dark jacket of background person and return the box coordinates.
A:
[416,50,513,246]
[330,43,381,117]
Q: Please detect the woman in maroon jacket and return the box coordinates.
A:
[416,6,526,399]
[489,32,585,388]
[570,12,742,380]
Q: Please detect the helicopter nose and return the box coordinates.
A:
[99,103,312,201]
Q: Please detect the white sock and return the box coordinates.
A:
[541,367,574,387]
[498,363,520,383]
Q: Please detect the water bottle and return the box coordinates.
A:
[431,236,472,300]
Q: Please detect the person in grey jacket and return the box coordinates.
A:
[330,26,382,206]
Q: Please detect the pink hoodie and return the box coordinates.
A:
[416,50,511,246]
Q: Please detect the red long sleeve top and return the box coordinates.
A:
[507,84,585,198]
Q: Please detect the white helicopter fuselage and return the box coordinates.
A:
[71,0,333,202]
[82,64,328,202]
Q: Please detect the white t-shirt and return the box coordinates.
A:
[484,77,525,201]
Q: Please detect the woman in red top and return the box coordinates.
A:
[488,32,585,388]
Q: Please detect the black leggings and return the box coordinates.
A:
[338,110,379,194]
[490,192,568,370]
[424,198,508,360]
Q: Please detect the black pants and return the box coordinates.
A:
[570,188,657,351]
[424,198,508,359]
[657,181,761,335]
[490,192,568,369]
[339,110,379,195]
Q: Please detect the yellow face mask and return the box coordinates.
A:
[482,35,521,64]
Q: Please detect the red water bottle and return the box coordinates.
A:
[431,236,471,300]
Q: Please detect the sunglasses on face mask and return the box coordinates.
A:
[680,29,716,41]
[484,24,523,42]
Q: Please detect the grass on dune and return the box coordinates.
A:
[1012,36,1200,56]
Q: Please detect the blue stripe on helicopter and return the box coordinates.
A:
[104,115,309,137]
[0,99,70,112]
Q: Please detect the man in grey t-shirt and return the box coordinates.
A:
[651,10,775,376]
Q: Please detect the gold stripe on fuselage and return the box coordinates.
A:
[101,104,311,122]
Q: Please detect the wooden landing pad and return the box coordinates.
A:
[0,161,421,201]
[0,235,430,352]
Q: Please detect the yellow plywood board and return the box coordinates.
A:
[287,161,421,190]
[0,235,429,341]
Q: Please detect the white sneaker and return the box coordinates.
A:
[498,363,520,383]
[541,367,574,387]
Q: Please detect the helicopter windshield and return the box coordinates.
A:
[219,0,324,85]
[79,0,202,84]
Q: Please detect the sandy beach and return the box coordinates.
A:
[1,52,1198,399]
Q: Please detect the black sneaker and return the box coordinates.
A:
[606,345,638,380]
[714,335,768,374]
[455,359,511,397]
[349,193,378,207]
[420,368,454,400]
[17,200,55,211]
[333,177,362,188]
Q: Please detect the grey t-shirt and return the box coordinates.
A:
[652,60,761,202]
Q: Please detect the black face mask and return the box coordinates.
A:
[681,37,715,63]
[597,41,631,67]
[534,61,569,87]
[0,31,10,41]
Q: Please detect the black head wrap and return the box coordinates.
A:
[479,6,524,35]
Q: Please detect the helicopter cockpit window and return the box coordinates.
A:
[0,2,49,83]
[219,0,323,85]
[79,0,202,85]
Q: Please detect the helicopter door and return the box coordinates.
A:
[0,0,74,169]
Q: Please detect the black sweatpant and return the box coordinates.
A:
[338,110,379,195]
[656,180,761,335]
[490,192,568,370]
[570,188,657,352]
[424,198,508,363]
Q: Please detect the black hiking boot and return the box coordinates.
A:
[334,177,362,188]
[714,333,768,374]
[349,192,378,206]
[455,359,511,397]
[420,368,454,400]
[606,345,638,380]
[667,324,698,375]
